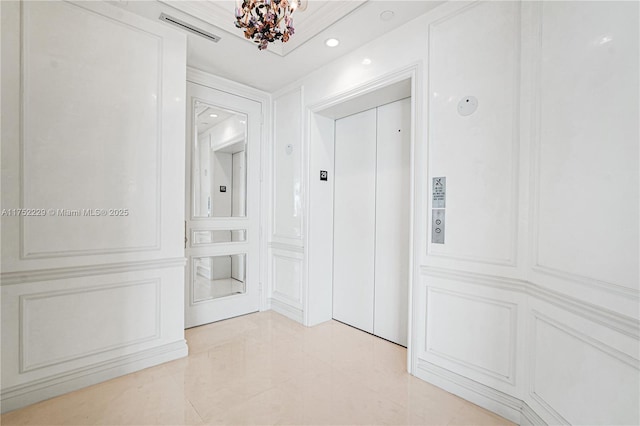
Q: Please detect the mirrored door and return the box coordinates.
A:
[185,82,261,328]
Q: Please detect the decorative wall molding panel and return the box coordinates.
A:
[272,87,304,242]
[529,310,639,425]
[268,242,304,254]
[271,254,303,306]
[269,297,304,324]
[1,266,187,413]
[530,0,639,296]
[421,266,639,340]
[268,85,306,324]
[425,286,517,386]
[425,0,521,267]
[19,280,161,373]
[1,0,187,413]
[0,257,186,286]
[269,248,303,324]
[19,1,162,260]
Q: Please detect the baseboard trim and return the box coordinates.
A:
[521,400,547,425]
[1,340,188,414]
[415,359,546,425]
[269,297,304,324]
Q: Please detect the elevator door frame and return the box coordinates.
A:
[332,99,411,347]
[305,65,420,374]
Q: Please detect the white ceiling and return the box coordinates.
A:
[114,0,443,92]
[195,104,237,135]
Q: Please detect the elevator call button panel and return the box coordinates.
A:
[432,209,445,244]
[431,176,446,244]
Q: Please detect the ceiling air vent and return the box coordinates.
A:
[159,13,221,43]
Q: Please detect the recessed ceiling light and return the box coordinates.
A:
[362,58,372,65]
[209,113,218,118]
[380,10,395,21]
[325,38,340,47]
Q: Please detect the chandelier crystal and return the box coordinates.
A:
[234,0,299,51]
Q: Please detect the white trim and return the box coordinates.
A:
[420,265,639,339]
[416,358,549,425]
[187,68,270,103]
[0,257,186,286]
[415,359,523,424]
[521,400,548,426]
[269,297,303,324]
[1,340,188,414]
[268,242,304,253]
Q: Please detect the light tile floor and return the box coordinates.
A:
[1,311,515,425]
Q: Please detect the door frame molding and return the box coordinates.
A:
[186,68,272,312]
[305,62,423,374]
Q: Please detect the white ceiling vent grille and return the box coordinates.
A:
[159,13,221,43]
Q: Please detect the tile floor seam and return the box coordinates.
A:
[186,398,206,425]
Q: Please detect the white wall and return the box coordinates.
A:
[268,88,305,322]
[1,1,187,412]
[269,1,639,424]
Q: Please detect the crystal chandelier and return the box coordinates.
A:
[234,0,301,51]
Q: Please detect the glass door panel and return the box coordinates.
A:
[192,103,247,218]
[185,82,261,328]
[192,254,247,302]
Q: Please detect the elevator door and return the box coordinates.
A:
[333,98,411,346]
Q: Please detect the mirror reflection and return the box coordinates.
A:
[193,102,247,218]
[193,254,246,302]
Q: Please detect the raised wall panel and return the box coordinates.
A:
[1,266,185,392]
[21,0,160,258]
[271,250,302,306]
[530,311,639,425]
[534,1,639,291]
[332,108,377,333]
[273,88,303,242]
[427,1,520,265]
[425,284,516,386]
[21,281,160,372]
